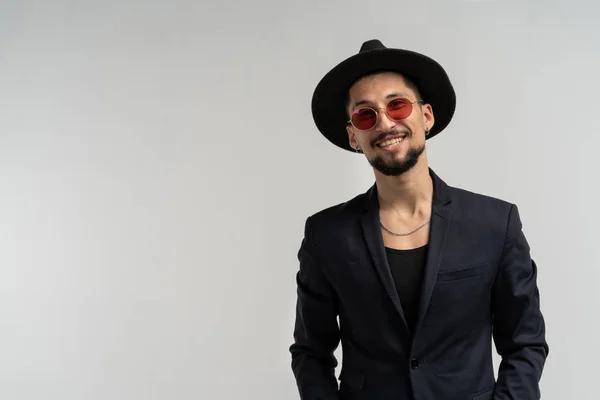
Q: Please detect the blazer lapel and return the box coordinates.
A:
[361,185,410,332]
[414,169,453,336]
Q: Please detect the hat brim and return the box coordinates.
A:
[311,48,456,152]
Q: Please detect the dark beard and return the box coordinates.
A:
[368,143,425,176]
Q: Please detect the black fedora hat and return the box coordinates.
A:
[311,39,456,152]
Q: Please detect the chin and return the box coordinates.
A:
[370,143,425,175]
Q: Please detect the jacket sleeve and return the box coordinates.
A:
[289,217,341,400]
[492,204,549,399]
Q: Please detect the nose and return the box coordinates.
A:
[375,109,396,131]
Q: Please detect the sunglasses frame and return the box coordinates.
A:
[348,98,424,131]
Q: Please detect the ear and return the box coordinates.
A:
[422,103,435,131]
[346,124,359,150]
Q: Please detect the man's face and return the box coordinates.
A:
[346,72,434,176]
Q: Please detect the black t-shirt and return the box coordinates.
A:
[385,244,428,334]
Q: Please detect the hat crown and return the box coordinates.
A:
[359,39,386,53]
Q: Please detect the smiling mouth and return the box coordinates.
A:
[377,137,405,148]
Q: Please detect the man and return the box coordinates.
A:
[289,39,548,400]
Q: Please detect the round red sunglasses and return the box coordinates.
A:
[348,97,423,131]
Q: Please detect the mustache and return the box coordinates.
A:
[371,130,411,146]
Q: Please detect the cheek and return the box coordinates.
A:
[354,133,369,146]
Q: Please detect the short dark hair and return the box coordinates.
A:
[344,71,424,116]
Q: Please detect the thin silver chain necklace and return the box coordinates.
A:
[380,218,431,237]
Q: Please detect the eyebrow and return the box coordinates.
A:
[352,92,410,108]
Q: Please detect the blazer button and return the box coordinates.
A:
[410,358,419,369]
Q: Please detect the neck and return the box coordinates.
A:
[374,156,433,216]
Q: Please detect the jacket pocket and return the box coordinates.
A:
[471,385,494,400]
[430,263,491,306]
[338,368,365,391]
[437,262,489,282]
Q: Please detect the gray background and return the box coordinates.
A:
[1,0,598,399]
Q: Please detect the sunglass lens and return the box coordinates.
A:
[351,108,377,130]
[387,98,412,120]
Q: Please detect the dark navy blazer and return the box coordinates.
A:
[290,169,548,400]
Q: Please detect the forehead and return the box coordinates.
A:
[348,72,414,103]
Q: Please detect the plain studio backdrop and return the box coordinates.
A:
[1,0,598,399]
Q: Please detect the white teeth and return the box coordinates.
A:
[378,137,404,148]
